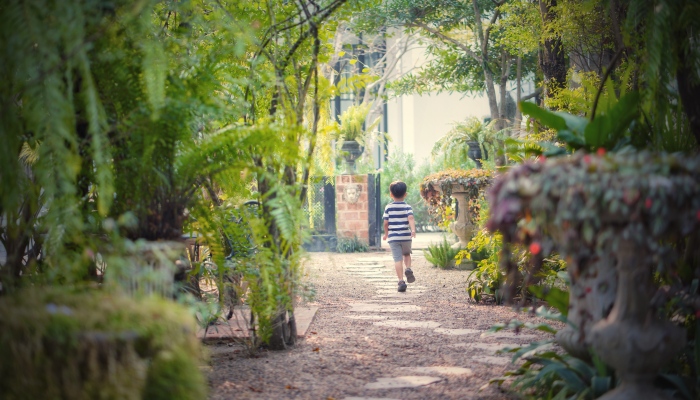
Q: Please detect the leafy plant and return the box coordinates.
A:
[336,235,370,253]
[419,168,495,226]
[332,104,381,145]
[485,305,616,400]
[425,238,460,269]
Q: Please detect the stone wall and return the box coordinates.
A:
[336,174,369,242]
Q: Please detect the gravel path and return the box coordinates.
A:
[207,250,563,400]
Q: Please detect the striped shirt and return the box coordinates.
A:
[383,201,413,242]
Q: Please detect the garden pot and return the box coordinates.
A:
[590,239,686,400]
[433,181,474,249]
[456,261,477,271]
[340,140,363,174]
[467,141,488,169]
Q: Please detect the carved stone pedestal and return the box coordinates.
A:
[556,256,617,360]
[448,191,474,249]
[590,239,686,400]
[433,182,474,249]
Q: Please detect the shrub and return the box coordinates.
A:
[425,238,460,269]
[0,288,207,400]
[336,235,370,253]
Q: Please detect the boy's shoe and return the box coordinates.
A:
[405,268,415,283]
[398,280,407,292]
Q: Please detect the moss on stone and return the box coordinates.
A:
[0,287,206,400]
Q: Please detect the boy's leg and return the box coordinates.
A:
[394,261,404,281]
[403,241,415,283]
[389,242,404,281]
[403,254,412,270]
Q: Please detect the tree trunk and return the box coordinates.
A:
[676,35,700,147]
[538,0,567,104]
[472,0,503,166]
[516,55,522,133]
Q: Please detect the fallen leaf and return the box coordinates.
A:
[286,385,298,389]
[312,347,320,352]
[311,331,317,334]
[327,397,336,400]
[248,386,262,392]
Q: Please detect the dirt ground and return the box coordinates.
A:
[205,250,563,400]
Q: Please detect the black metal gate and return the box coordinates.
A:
[368,173,381,248]
[302,176,336,234]
[302,176,337,251]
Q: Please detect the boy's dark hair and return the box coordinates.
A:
[390,181,407,198]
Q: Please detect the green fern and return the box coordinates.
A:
[425,238,460,269]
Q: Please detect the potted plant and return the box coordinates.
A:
[333,104,381,174]
[420,168,495,249]
[488,150,700,397]
[432,117,494,169]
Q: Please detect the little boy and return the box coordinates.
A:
[382,181,416,292]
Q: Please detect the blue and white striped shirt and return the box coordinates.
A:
[383,201,413,242]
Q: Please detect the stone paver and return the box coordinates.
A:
[433,328,482,335]
[481,331,538,340]
[373,320,442,329]
[347,315,390,320]
[344,398,402,400]
[399,366,474,377]
[348,303,422,313]
[364,376,443,389]
[471,356,512,366]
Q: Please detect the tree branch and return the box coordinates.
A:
[407,22,482,63]
[520,86,543,101]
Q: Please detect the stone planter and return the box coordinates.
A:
[340,140,363,175]
[433,181,474,249]
[590,239,686,400]
[555,255,618,360]
[467,141,488,169]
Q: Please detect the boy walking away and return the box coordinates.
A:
[382,181,416,292]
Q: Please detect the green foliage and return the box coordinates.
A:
[336,235,370,253]
[489,151,700,279]
[0,287,206,400]
[333,103,381,144]
[486,308,616,400]
[463,229,506,304]
[431,117,497,168]
[420,168,495,226]
[425,238,460,269]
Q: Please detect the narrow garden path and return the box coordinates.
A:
[207,251,561,399]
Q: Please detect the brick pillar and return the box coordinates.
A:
[336,174,369,242]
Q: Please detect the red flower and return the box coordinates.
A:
[596,148,606,156]
[529,242,541,255]
[645,198,652,209]
[540,155,547,163]
[584,155,591,163]
[585,287,592,294]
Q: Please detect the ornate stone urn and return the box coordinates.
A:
[467,141,488,169]
[555,252,618,360]
[340,140,363,174]
[433,181,474,249]
[590,239,686,400]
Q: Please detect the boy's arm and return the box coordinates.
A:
[408,215,416,238]
[383,219,389,240]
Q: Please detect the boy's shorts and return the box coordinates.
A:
[389,241,412,262]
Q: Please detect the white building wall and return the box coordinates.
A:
[385,31,534,164]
